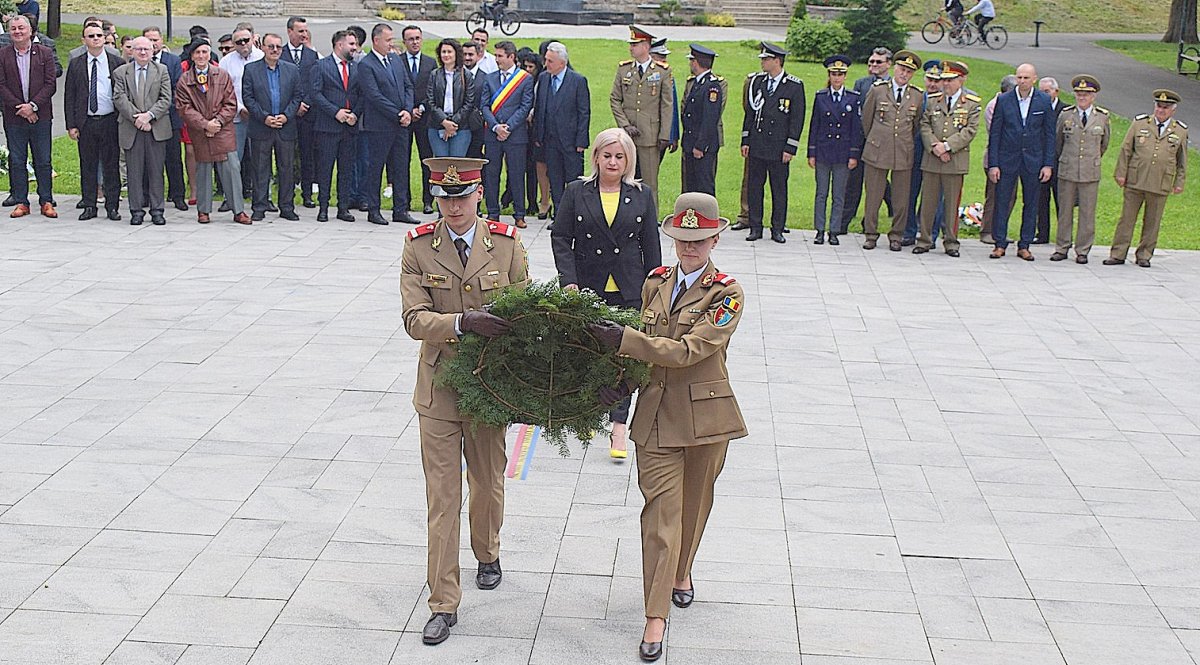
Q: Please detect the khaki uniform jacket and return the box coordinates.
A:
[919,90,981,175]
[401,219,530,421]
[682,73,729,147]
[1056,105,1111,183]
[610,59,674,147]
[861,80,924,171]
[618,261,748,448]
[1114,115,1188,195]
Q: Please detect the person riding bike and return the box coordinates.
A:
[965,0,995,33]
[482,0,509,27]
[945,0,965,26]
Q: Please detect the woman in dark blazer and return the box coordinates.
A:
[551,127,661,459]
[426,38,476,157]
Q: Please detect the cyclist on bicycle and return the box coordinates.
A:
[944,0,965,26]
[965,0,995,33]
[482,0,509,27]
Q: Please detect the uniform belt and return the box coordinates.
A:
[86,112,117,119]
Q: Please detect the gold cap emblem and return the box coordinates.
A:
[680,209,700,229]
[442,165,462,185]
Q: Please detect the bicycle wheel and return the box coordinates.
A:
[466,12,487,34]
[921,19,945,44]
[951,21,974,47]
[499,10,521,35]
[985,25,1008,49]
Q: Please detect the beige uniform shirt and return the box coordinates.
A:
[861,79,925,171]
[610,58,674,147]
[1056,105,1112,183]
[919,90,981,175]
[1114,115,1188,195]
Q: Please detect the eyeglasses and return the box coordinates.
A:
[264,44,282,50]
[234,38,251,45]
[219,45,233,52]
[868,59,887,64]
[85,33,104,38]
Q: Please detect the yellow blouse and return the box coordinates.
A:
[600,190,620,292]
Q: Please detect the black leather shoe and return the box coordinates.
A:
[151,213,166,226]
[1033,237,1049,245]
[266,203,279,213]
[1076,255,1088,264]
[218,200,232,213]
[2,195,18,206]
[1102,258,1124,265]
[771,231,786,244]
[671,585,694,608]
[79,207,98,220]
[423,204,435,215]
[730,221,749,231]
[280,210,300,221]
[889,240,902,252]
[1049,252,1068,261]
[251,211,266,222]
[393,211,419,224]
[946,249,960,257]
[639,641,663,662]
[368,212,389,225]
[863,239,877,250]
[302,198,316,209]
[912,246,929,254]
[130,212,144,226]
[76,200,88,209]
[1137,259,1151,268]
[813,232,825,245]
[422,612,457,645]
[173,198,188,211]
[901,237,916,247]
[537,211,548,220]
[828,234,840,245]
[336,209,355,222]
[783,227,790,233]
[476,559,502,590]
[357,202,370,213]
[746,231,762,241]
[106,208,121,221]
[317,208,329,222]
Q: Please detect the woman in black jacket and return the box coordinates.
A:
[426,38,477,157]
[551,127,662,459]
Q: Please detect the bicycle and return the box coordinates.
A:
[466,1,522,36]
[921,12,970,47]
[952,17,1009,50]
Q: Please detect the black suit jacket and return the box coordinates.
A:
[426,66,477,128]
[533,68,590,151]
[550,179,662,304]
[281,43,319,105]
[398,51,436,128]
[63,50,125,131]
[242,59,302,141]
[154,50,183,130]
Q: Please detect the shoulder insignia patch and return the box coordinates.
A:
[487,221,516,237]
[927,91,944,98]
[653,60,670,69]
[407,222,437,240]
[686,74,696,81]
[786,74,803,84]
[964,93,981,103]
[711,294,741,327]
[649,265,673,279]
[1096,106,1109,115]
[619,59,633,66]
[1177,120,1188,129]
[714,273,736,285]
[1135,113,1149,121]
[1061,104,1075,111]
[714,74,725,82]
[873,78,889,87]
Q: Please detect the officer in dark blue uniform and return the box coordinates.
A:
[807,54,862,245]
[650,38,680,164]
[680,44,724,195]
[903,60,946,246]
[740,42,806,243]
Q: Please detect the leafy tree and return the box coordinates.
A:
[840,0,906,62]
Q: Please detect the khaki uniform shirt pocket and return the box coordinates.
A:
[690,379,739,439]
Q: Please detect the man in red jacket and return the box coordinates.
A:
[0,14,57,218]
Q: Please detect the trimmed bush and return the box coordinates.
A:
[786,15,852,62]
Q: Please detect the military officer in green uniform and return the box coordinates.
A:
[680,43,724,195]
[914,60,980,257]
[611,25,674,207]
[860,49,923,251]
[1051,75,1111,264]
[1105,89,1188,268]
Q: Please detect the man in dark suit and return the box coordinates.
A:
[358,23,415,225]
[742,42,806,244]
[145,27,187,210]
[284,16,320,208]
[64,24,124,221]
[461,42,487,160]
[398,25,437,214]
[0,15,57,218]
[113,36,173,226]
[986,63,1057,260]
[481,40,535,226]
[680,43,724,196]
[243,33,302,222]
[1034,76,1066,244]
[533,41,589,218]
[309,29,361,222]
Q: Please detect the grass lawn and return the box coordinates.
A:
[898,0,1168,34]
[45,37,1200,249]
[62,0,212,16]
[1096,38,1200,75]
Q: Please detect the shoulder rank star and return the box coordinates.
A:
[712,295,741,327]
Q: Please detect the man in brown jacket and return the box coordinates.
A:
[590,192,748,663]
[400,157,529,646]
[914,60,980,257]
[1050,75,1110,264]
[175,41,249,224]
[860,49,923,251]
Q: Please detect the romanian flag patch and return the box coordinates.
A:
[712,295,740,327]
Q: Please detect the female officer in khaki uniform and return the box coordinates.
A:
[590,192,748,662]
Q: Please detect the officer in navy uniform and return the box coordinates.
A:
[680,44,723,196]
[740,42,806,243]
[807,54,862,246]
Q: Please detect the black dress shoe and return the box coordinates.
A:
[173,198,188,211]
[151,213,166,226]
[422,612,457,645]
[537,211,548,220]
[76,200,88,209]
[828,233,840,245]
[130,212,144,226]
[1049,252,1068,261]
[106,208,121,221]
[863,239,877,250]
[476,559,502,590]
[946,249,960,257]
[423,204,435,215]
[912,246,928,254]
[218,200,232,212]
[889,240,902,251]
[280,210,300,221]
[368,212,389,225]
[317,208,329,222]
[771,231,786,244]
[2,195,17,206]
[783,227,790,233]
[1102,258,1124,265]
[671,585,694,608]
[251,211,266,222]
[746,230,762,241]
[730,221,749,231]
[639,641,663,662]
[813,231,825,245]
[393,211,419,224]
[901,237,916,246]
[358,202,370,212]
[1032,237,1050,245]
[337,209,355,222]
[266,203,279,213]
[1076,255,1088,264]
[302,198,316,209]
[1137,259,1151,268]
[79,207,98,220]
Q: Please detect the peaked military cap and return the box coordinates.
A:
[686,43,717,60]
[424,157,488,198]
[892,49,922,71]
[924,59,942,79]
[823,54,851,72]
[1071,75,1100,93]
[940,60,968,79]
[650,37,670,56]
[1153,89,1181,104]
[758,42,788,59]
[627,25,654,43]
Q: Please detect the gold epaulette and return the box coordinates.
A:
[964,93,981,103]
[1096,106,1110,115]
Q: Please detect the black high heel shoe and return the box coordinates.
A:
[639,640,663,662]
[671,584,694,608]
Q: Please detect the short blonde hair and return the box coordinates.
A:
[584,127,641,188]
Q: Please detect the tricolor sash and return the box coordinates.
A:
[490,68,530,114]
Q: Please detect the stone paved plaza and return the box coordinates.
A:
[2,205,1200,664]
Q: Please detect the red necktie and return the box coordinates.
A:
[340,60,350,109]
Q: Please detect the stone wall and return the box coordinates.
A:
[212,0,279,17]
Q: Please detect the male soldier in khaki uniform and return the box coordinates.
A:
[860,49,923,251]
[611,25,674,207]
[914,60,980,257]
[588,192,748,663]
[400,157,530,646]
[1106,89,1188,268]
[1051,75,1110,264]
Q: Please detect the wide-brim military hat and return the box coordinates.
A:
[824,54,851,72]
[1071,74,1100,93]
[424,157,488,198]
[661,192,729,241]
[1153,88,1181,105]
[758,42,788,59]
[650,37,670,56]
[940,60,968,79]
[892,50,922,71]
[627,25,654,43]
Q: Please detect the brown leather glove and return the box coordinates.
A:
[656,139,670,152]
[624,125,642,138]
[587,321,624,350]
[461,310,511,338]
[597,381,632,406]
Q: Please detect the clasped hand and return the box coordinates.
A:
[460,310,510,338]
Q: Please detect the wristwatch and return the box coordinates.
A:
[29,102,38,112]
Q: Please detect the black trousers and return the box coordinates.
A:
[747,155,790,233]
[79,114,120,210]
[315,128,355,210]
[403,121,433,209]
[600,290,641,424]
[251,133,296,214]
[484,139,527,220]
[682,148,718,196]
[838,163,891,233]
[466,125,485,159]
[544,143,584,217]
[1036,173,1058,241]
[295,115,316,199]
[366,128,410,217]
[164,126,184,202]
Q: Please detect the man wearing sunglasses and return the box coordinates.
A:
[64,24,124,221]
[835,47,893,238]
[221,27,263,205]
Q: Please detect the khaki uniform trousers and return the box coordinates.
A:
[1055,179,1099,257]
[864,164,911,242]
[418,415,507,613]
[637,144,662,210]
[636,427,729,619]
[917,172,963,252]
[1110,188,1168,263]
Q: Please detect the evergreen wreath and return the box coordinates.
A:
[437,281,650,455]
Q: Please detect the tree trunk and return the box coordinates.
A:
[46,0,60,39]
[1163,0,1199,43]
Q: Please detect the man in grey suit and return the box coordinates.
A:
[113,36,173,226]
[243,33,302,221]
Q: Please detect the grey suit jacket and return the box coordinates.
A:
[113,60,173,149]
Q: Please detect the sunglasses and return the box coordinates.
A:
[219,46,233,52]
[234,37,251,45]
[868,59,887,64]
[85,33,104,38]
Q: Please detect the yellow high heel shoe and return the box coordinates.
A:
[609,423,628,460]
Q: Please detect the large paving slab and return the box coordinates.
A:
[2,201,1200,664]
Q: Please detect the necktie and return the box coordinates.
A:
[1158,122,1166,137]
[1081,111,1088,127]
[340,60,350,109]
[137,66,146,98]
[88,57,98,113]
[638,63,645,79]
[767,78,776,96]
[411,54,418,78]
[833,91,839,105]
[551,74,560,94]
[454,238,469,267]
[293,48,301,63]
[671,280,686,310]
[895,87,902,104]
